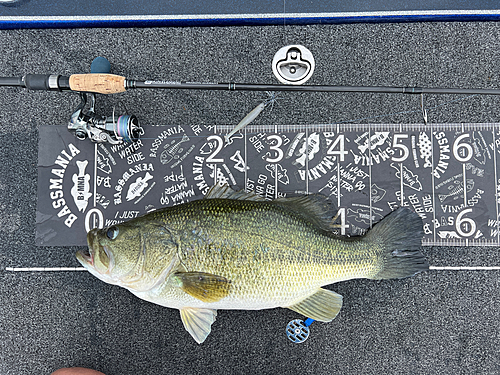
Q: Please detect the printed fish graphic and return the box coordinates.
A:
[438,179,474,203]
[160,134,190,165]
[126,172,153,201]
[417,132,432,168]
[71,160,92,212]
[77,185,428,344]
[370,184,387,204]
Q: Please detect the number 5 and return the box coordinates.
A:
[392,134,409,163]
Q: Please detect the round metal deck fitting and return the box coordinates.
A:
[286,319,311,343]
[272,45,315,85]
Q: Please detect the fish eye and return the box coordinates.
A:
[106,226,119,240]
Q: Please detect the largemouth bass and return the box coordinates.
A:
[77,184,428,343]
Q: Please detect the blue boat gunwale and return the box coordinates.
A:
[0,10,499,29]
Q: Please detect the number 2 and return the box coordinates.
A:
[206,135,224,163]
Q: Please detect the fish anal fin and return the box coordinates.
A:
[174,271,231,303]
[286,288,343,322]
[180,307,217,344]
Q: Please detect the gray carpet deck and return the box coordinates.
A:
[0,23,499,375]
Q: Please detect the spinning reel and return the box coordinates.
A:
[66,57,143,145]
[68,92,143,145]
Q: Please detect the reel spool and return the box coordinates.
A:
[68,93,143,145]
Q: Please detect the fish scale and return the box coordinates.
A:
[173,199,372,291]
[145,199,386,309]
[77,185,428,343]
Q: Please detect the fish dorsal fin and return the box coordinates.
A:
[173,271,231,303]
[273,194,336,232]
[204,184,265,201]
[286,288,343,322]
[180,307,217,344]
[206,185,337,231]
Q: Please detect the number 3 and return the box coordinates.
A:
[265,135,284,163]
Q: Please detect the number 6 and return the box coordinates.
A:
[456,208,476,237]
[453,134,473,163]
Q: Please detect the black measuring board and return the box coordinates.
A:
[36,122,499,247]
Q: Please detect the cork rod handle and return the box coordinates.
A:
[69,74,126,94]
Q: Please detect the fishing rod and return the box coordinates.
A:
[2,71,500,145]
[3,73,500,96]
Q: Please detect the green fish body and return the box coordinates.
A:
[77,185,428,343]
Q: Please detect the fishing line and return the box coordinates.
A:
[5,266,500,272]
[331,94,479,125]
[131,93,481,141]
[5,267,87,271]
[283,0,287,46]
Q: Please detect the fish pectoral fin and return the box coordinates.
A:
[173,271,231,303]
[285,288,343,322]
[180,307,217,344]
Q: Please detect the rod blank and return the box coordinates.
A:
[127,79,500,96]
[1,74,500,96]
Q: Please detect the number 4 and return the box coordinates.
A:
[327,134,348,162]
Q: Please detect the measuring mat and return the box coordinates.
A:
[36,122,500,247]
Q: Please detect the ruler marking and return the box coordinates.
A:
[337,121,341,207]
[274,125,278,199]
[93,143,97,208]
[463,163,467,207]
[337,159,341,208]
[93,143,98,229]
[305,126,309,194]
[244,124,248,191]
[275,166,278,199]
[430,125,437,244]
[212,126,217,186]
[368,123,372,228]
[400,163,404,206]
[493,128,499,243]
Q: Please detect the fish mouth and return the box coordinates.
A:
[76,228,98,267]
[76,247,93,266]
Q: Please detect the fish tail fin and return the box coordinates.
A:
[364,207,428,280]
